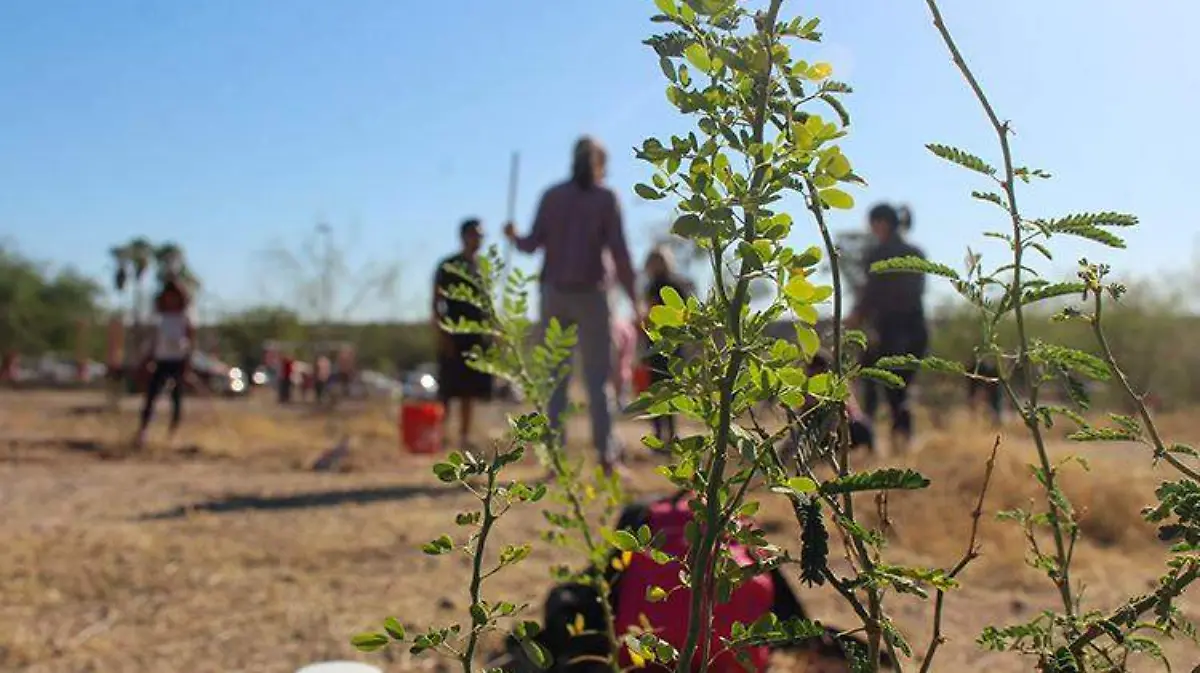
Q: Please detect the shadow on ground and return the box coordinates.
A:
[138,483,457,521]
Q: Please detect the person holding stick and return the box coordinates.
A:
[504,136,641,476]
[134,279,195,448]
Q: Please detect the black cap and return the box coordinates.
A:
[460,218,482,237]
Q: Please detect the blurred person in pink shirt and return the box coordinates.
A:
[603,251,638,410]
[610,316,637,410]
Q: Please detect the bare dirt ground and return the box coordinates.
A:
[1,389,1198,672]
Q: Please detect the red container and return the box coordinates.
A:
[400,401,445,455]
[632,363,652,397]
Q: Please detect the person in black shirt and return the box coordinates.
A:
[432,219,493,449]
[847,204,929,454]
[642,247,693,446]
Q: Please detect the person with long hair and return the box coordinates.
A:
[134,279,195,448]
[504,136,641,476]
[642,246,692,447]
[847,203,928,454]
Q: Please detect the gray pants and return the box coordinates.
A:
[540,285,618,464]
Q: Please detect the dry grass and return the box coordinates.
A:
[1,390,1198,672]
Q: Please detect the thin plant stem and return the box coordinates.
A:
[804,172,885,668]
[1066,561,1200,657]
[676,3,785,672]
[460,456,500,673]
[545,436,622,673]
[1089,294,1200,482]
[919,436,1001,673]
[923,0,1076,624]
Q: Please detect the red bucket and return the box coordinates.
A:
[400,401,445,455]
[632,363,652,397]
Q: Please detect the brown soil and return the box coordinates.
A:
[1,390,1197,672]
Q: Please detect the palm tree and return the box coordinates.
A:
[127,237,154,328]
[109,244,131,298]
[107,244,134,396]
[154,242,184,284]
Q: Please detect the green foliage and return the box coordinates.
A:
[350,3,1199,673]
[629,2,972,670]
[913,0,1200,669]
[355,248,630,673]
[213,305,306,361]
[0,245,105,357]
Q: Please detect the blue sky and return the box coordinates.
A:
[2,0,1197,321]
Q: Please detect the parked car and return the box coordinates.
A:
[401,367,439,401]
[358,370,405,399]
[124,351,249,397]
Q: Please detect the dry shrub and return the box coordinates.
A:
[855,415,1166,592]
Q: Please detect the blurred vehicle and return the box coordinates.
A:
[85,361,107,382]
[194,352,250,397]
[402,366,439,401]
[35,354,78,384]
[358,370,405,399]
[251,365,272,387]
[124,351,248,397]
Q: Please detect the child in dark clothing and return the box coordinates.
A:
[641,247,693,447]
[135,280,195,448]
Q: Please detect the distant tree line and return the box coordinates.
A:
[3,242,1199,404]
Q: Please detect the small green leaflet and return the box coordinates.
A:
[635,183,664,200]
[649,304,684,328]
[659,285,684,309]
[383,617,407,641]
[859,367,904,389]
[520,639,554,670]
[870,255,961,280]
[351,632,390,652]
[926,143,996,176]
[683,43,714,73]
[821,468,930,495]
[1038,217,1127,249]
[819,188,854,210]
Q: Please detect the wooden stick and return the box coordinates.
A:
[503,151,520,270]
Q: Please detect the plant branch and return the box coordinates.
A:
[923,0,1077,625]
[1066,561,1200,657]
[919,435,1001,673]
[460,458,500,673]
[1090,294,1200,482]
[677,4,784,672]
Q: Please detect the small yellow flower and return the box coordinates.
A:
[638,613,654,632]
[611,550,634,571]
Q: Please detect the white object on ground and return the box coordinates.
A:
[295,662,382,673]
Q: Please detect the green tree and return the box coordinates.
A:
[0,246,104,356]
[214,305,306,361]
[126,237,155,326]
